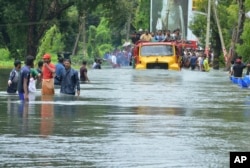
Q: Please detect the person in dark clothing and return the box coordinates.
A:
[189,54,197,70]
[7,60,22,94]
[54,56,65,85]
[80,60,90,82]
[17,55,35,101]
[233,59,246,77]
[36,60,43,88]
[94,59,102,69]
[59,59,80,96]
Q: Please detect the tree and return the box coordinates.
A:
[0,0,114,59]
[236,0,250,62]
[189,0,241,68]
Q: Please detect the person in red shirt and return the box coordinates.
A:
[42,53,56,95]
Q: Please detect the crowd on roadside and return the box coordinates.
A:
[181,49,212,72]
[6,53,90,101]
[103,48,132,68]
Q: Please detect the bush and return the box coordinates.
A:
[0,48,10,61]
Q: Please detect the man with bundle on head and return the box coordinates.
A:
[42,53,55,95]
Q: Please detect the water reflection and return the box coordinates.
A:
[1,68,250,167]
[244,96,250,118]
[134,106,186,116]
[7,95,19,115]
[54,94,77,118]
[40,95,54,137]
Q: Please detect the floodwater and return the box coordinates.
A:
[0,67,250,168]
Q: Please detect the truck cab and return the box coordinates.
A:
[132,41,182,70]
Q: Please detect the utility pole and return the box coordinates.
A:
[72,13,87,57]
[205,0,211,57]
[72,18,83,56]
[212,0,227,65]
[82,12,87,57]
[226,0,245,70]
[126,13,131,41]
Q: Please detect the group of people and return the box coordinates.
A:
[103,48,132,68]
[6,54,90,101]
[181,49,211,72]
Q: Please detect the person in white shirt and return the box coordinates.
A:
[111,54,118,68]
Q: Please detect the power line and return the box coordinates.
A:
[0,19,73,27]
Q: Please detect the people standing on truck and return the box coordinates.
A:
[136,29,143,42]
[163,30,172,42]
[7,60,22,94]
[41,53,56,95]
[155,30,165,42]
[131,29,143,44]
[151,32,157,42]
[172,29,182,41]
[140,29,152,42]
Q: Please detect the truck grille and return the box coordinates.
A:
[146,63,168,69]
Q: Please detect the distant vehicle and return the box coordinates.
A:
[132,40,198,70]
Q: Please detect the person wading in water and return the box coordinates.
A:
[41,53,56,95]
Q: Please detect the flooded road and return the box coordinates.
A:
[0,68,250,167]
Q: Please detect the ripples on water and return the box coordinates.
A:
[0,68,250,167]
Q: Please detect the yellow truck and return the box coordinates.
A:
[132,40,198,70]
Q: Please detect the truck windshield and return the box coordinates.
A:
[140,45,173,56]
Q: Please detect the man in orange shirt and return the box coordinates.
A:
[42,53,56,95]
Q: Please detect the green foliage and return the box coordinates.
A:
[98,44,113,57]
[226,4,238,26]
[189,0,243,66]
[37,25,64,61]
[0,48,10,61]
[134,0,150,31]
[235,1,250,61]
[96,19,111,43]
[189,15,207,46]
[236,21,250,61]
[86,18,113,58]
[87,25,97,58]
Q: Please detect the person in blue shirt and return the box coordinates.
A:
[18,55,35,101]
[189,53,197,70]
[54,56,65,85]
[59,59,80,96]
